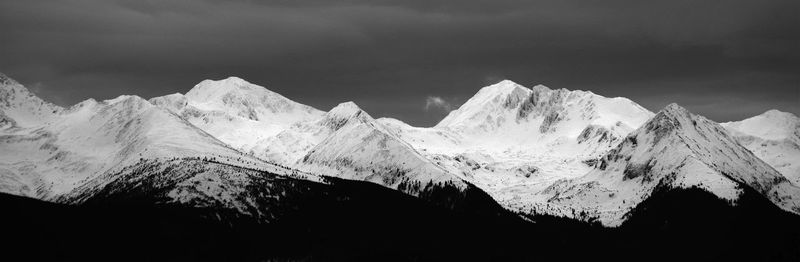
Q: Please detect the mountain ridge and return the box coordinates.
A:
[2,72,799,230]
[722,109,800,184]
[533,103,800,226]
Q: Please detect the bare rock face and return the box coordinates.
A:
[577,125,617,144]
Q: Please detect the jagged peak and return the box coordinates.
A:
[662,102,686,113]
[436,80,532,127]
[148,93,188,111]
[601,100,800,212]
[0,72,19,86]
[0,74,64,115]
[328,101,362,115]
[326,101,371,119]
[653,103,693,122]
[319,101,373,130]
[0,74,28,94]
[624,103,702,148]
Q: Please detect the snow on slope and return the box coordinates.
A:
[149,78,479,204]
[246,101,375,166]
[527,104,800,226]
[149,77,324,160]
[298,102,471,195]
[723,110,800,141]
[0,75,305,202]
[722,110,800,184]
[433,80,653,158]
[377,80,654,210]
[59,158,322,222]
[0,73,62,128]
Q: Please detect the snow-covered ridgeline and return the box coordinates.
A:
[722,110,800,184]
[527,104,800,226]
[0,75,312,202]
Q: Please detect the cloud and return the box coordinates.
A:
[425,96,452,112]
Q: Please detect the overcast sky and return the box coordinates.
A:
[1,0,798,126]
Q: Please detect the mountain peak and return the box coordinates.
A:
[662,102,687,113]
[176,77,323,122]
[437,81,652,138]
[638,103,704,142]
[319,101,373,130]
[0,73,27,94]
[104,95,147,105]
[761,109,798,120]
[328,101,362,115]
[186,76,266,101]
[0,72,19,86]
[221,76,249,85]
[436,80,533,128]
[479,79,530,95]
[654,103,693,122]
[495,79,521,86]
[0,74,63,127]
[542,102,800,225]
[721,109,799,142]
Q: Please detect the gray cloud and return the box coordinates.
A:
[0,0,797,126]
[425,96,452,112]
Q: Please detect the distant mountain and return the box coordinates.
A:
[0,74,498,215]
[150,77,324,159]
[0,73,62,128]
[297,102,496,210]
[380,80,655,215]
[248,101,371,166]
[535,104,800,226]
[150,79,503,210]
[0,74,318,215]
[2,73,800,260]
[434,80,653,158]
[722,110,800,184]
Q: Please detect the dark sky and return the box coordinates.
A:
[1,0,798,127]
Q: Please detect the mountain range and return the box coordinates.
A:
[1,72,799,260]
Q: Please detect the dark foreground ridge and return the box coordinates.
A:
[2,179,799,261]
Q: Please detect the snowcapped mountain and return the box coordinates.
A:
[150,77,324,160]
[246,101,373,166]
[0,74,316,215]
[434,80,653,157]
[722,110,800,184]
[151,77,486,205]
[377,80,655,214]
[296,102,496,208]
[1,74,495,215]
[0,73,62,128]
[529,103,800,226]
[5,72,799,232]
